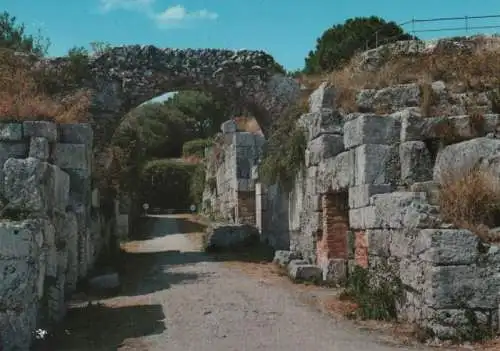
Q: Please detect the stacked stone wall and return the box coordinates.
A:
[0,121,116,350]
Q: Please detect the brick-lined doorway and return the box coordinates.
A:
[316,192,349,268]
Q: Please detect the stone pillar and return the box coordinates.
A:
[255,182,264,234]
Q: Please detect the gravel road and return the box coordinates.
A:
[48,215,429,351]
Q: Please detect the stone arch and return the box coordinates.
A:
[84,45,301,144]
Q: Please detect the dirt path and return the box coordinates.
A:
[45,215,434,351]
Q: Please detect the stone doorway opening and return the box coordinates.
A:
[316,191,349,283]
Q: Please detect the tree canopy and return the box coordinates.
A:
[303,16,413,74]
[0,11,49,56]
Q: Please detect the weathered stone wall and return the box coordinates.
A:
[203,120,265,225]
[0,121,118,351]
[265,82,500,339]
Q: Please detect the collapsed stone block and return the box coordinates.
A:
[348,184,392,209]
[343,114,400,149]
[23,121,58,142]
[288,262,322,282]
[399,141,433,185]
[29,137,50,160]
[205,223,259,250]
[0,220,44,260]
[0,123,23,141]
[305,134,344,167]
[409,181,440,206]
[391,108,422,142]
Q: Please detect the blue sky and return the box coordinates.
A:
[4,0,500,71]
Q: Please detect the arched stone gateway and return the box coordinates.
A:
[77,45,300,143]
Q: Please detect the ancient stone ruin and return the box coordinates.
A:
[203,78,500,339]
[0,121,125,350]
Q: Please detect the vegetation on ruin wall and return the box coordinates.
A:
[0,12,89,122]
[439,168,500,243]
[260,101,308,191]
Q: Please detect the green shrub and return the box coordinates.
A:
[260,102,307,191]
[189,163,206,206]
[182,138,212,159]
[344,266,403,321]
[138,159,196,209]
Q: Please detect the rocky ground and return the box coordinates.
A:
[36,214,499,351]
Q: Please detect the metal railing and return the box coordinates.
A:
[366,14,500,51]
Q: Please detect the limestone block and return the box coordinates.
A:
[317,150,354,193]
[23,120,58,141]
[29,136,50,160]
[424,265,500,309]
[400,141,433,185]
[297,109,343,141]
[0,259,38,309]
[306,134,344,166]
[415,229,479,265]
[365,229,391,257]
[308,82,336,112]
[0,123,23,141]
[433,137,500,184]
[349,192,441,229]
[3,157,69,214]
[389,229,419,258]
[0,142,28,182]
[343,114,400,149]
[233,132,257,147]
[354,144,397,186]
[0,220,44,259]
[58,123,93,146]
[348,184,392,209]
[390,108,423,142]
[66,169,91,204]
[43,221,57,278]
[53,143,89,174]
[356,83,420,113]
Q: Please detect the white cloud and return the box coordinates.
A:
[154,5,218,28]
[98,1,218,29]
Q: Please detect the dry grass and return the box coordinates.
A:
[233,116,263,134]
[0,48,89,123]
[439,168,500,242]
[300,43,500,113]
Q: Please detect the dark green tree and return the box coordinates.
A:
[0,11,49,56]
[304,16,414,74]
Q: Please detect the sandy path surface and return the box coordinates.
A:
[43,215,435,351]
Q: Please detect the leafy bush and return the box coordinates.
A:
[304,16,413,74]
[260,101,307,191]
[138,159,197,210]
[182,138,212,159]
[439,168,500,242]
